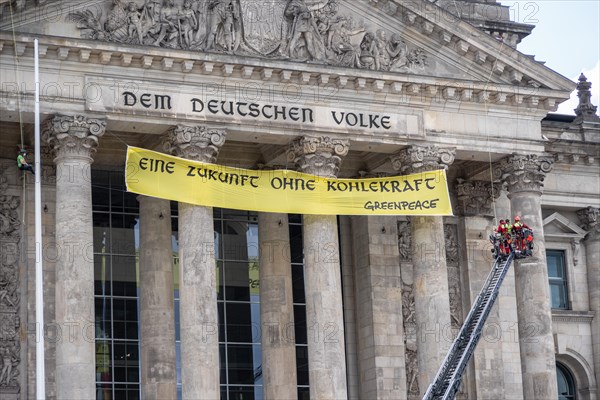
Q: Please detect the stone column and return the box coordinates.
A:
[390,145,455,396]
[287,136,349,400]
[577,207,600,394]
[42,114,106,399]
[495,154,558,399]
[455,180,524,399]
[138,196,177,400]
[258,213,297,400]
[351,215,406,398]
[163,125,226,399]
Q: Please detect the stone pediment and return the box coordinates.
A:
[543,212,587,239]
[0,0,574,94]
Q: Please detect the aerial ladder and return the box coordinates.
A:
[423,229,533,400]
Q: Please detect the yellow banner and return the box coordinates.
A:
[125,147,453,216]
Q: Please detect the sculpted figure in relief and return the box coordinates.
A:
[284,0,329,61]
[387,33,408,70]
[205,0,241,52]
[358,31,376,69]
[0,344,18,387]
[126,2,145,44]
[153,0,182,47]
[65,0,428,72]
[179,0,198,48]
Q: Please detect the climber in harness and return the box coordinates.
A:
[17,149,35,175]
[512,215,534,257]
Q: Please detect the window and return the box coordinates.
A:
[92,170,141,400]
[557,363,576,400]
[94,170,309,400]
[547,250,569,309]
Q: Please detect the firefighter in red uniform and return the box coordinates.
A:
[512,216,533,255]
[494,219,510,256]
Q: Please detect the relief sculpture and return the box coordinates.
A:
[66,0,427,72]
[0,171,21,398]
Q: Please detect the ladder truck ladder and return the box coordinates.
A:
[423,252,515,400]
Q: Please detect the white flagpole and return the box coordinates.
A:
[34,37,46,400]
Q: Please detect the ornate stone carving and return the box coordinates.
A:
[455,179,501,216]
[445,224,462,328]
[287,135,349,177]
[577,206,600,241]
[401,283,415,326]
[0,342,20,389]
[42,114,107,161]
[66,0,427,72]
[163,124,226,162]
[574,73,600,123]
[397,220,411,262]
[401,282,418,397]
[405,347,419,396]
[493,154,554,194]
[390,145,455,175]
[0,169,21,398]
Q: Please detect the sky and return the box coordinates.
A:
[499,0,600,115]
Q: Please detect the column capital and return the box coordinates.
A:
[577,206,600,241]
[456,179,501,217]
[390,145,455,175]
[493,154,554,195]
[42,114,106,163]
[287,135,349,177]
[163,124,226,163]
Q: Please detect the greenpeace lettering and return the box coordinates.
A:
[364,199,439,211]
[125,147,453,216]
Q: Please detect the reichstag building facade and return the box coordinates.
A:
[0,0,598,399]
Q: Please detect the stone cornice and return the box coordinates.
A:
[373,0,575,93]
[551,310,595,324]
[0,32,569,112]
[0,0,574,94]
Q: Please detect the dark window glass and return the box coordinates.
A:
[94,169,141,400]
[547,250,569,309]
[296,345,310,386]
[557,363,576,399]
[298,386,310,400]
[289,223,303,263]
[227,344,256,384]
[294,305,308,345]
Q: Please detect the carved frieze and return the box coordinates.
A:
[42,114,107,161]
[390,145,455,175]
[0,169,21,398]
[405,346,419,397]
[444,224,462,328]
[163,124,226,163]
[455,179,500,217]
[493,154,554,194]
[65,0,427,73]
[287,135,348,177]
[577,206,600,241]
[397,220,411,262]
[401,281,418,397]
